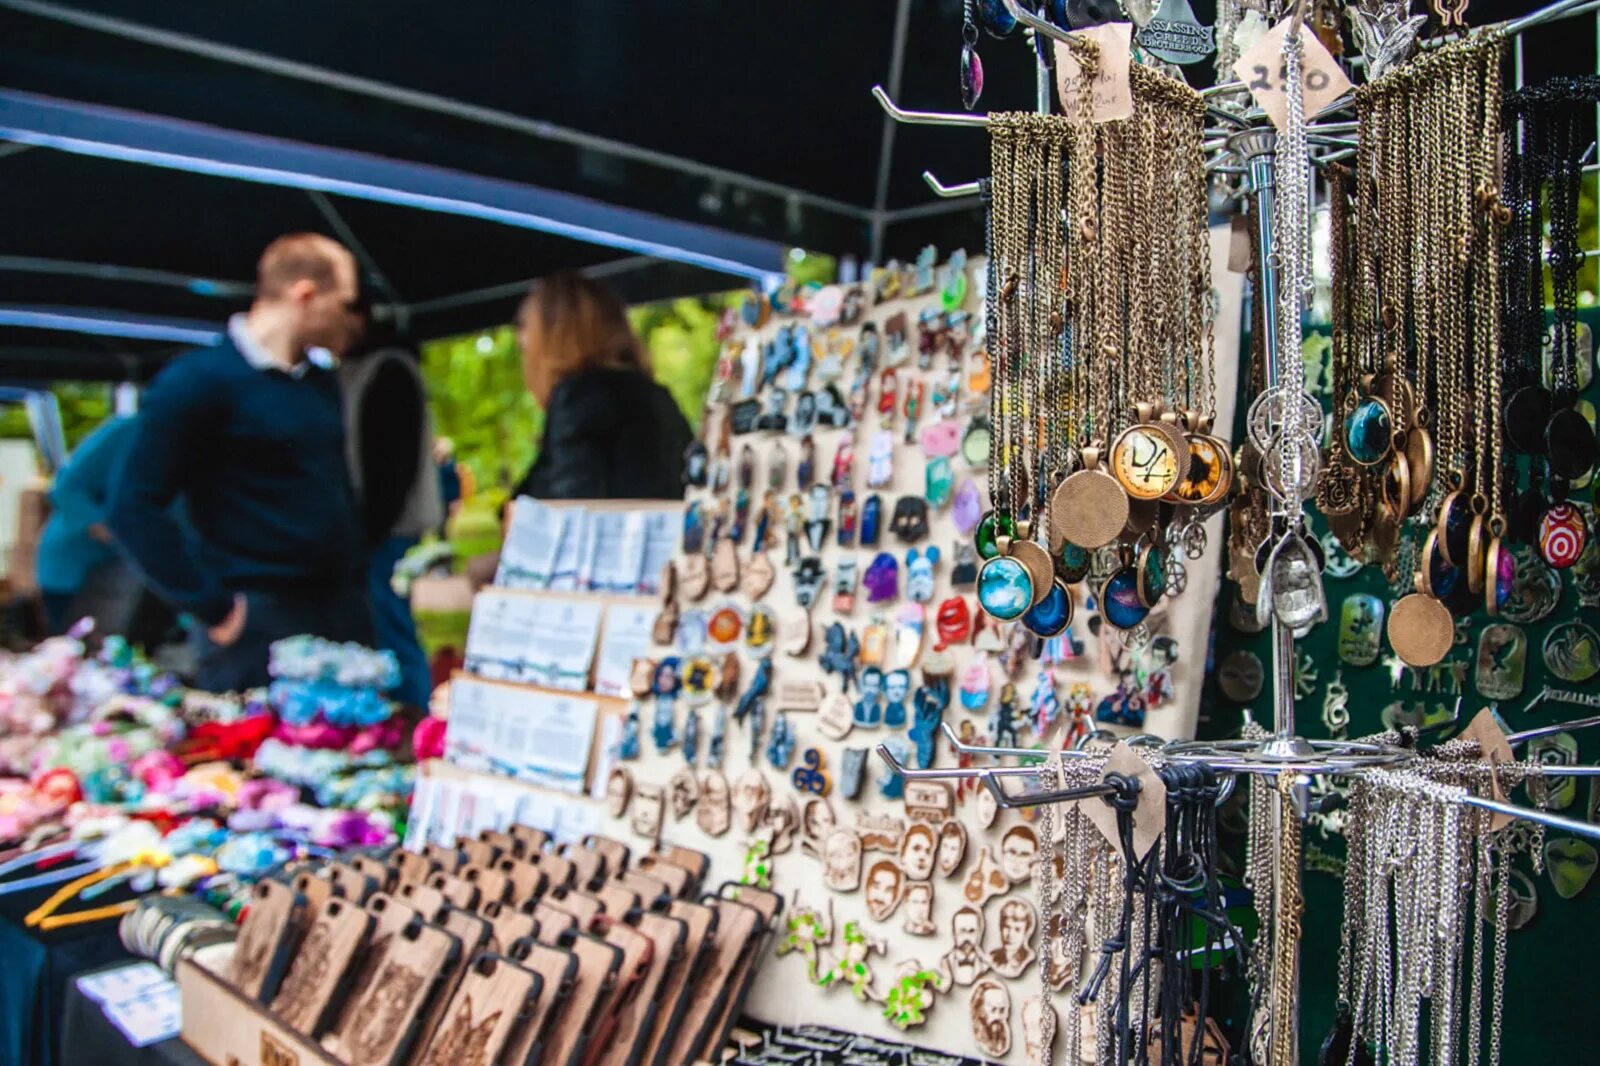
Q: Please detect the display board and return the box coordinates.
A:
[596,240,1243,1062]
[1203,310,1600,1060]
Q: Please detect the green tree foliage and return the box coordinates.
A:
[0,382,112,452]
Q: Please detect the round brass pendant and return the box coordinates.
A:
[1403,426,1434,508]
[1152,416,1194,487]
[1008,538,1056,608]
[1050,467,1130,550]
[1378,452,1411,517]
[1388,592,1455,667]
[1465,512,1487,595]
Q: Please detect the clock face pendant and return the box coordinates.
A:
[1110,424,1181,500]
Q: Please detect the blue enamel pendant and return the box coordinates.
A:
[977,555,1033,621]
[1344,397,1393,467]
[1098,567,1149,630]
[1022,579,1073,637]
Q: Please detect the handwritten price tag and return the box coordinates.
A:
[1054,22,1134,123]
[1232,18,1351,131]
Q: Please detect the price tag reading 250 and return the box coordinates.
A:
[1233,19,1351,131]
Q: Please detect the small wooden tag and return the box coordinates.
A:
[1053,23,1135,123]
[1233,18,1351,132]
[1461,708,1515,829]
[1078,743,1166,860]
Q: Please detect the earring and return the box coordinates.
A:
[960,0,984,110]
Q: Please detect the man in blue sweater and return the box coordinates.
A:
[108,233,372,692]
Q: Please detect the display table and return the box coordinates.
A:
[0,881,140,1066]
[60,963,204,1066]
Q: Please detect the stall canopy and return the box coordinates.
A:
[0,0,1054,382]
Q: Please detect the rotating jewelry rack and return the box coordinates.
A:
[870,0,1600,1060]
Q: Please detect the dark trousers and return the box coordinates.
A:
[196,584,373,693]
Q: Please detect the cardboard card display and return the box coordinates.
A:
[323,919,461,1066]
[227,879,306,1003]
[414,954,541,1066]
[271,897,375,1036]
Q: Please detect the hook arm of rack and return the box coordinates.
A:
[923,171,982,198]
[1462,793,1600,842]
[871,85,989,128]
[1507,711,1600,746]
[983,767,1121,810]
[938,719,1059,761]
[874,743,1041,784]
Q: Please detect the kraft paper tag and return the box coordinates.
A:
[1232,18,1351,132]
[1461,708,1515,830]
[1228,213,1253,273]
[1054,23,1135,123]
[1079,743,1166,860]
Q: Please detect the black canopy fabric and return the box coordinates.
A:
[0,0,1049,380]
[0,0,1584,380]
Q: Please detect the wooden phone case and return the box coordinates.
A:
[327,862,380,905]
[537,853,576,891]
[271,896,375,1036]
[292,869,334,914]
[589,912,684,1066]
[545,890,603,929]
[406,908,491,1066]
[395,849,436,887]
[427,871,482,912]
[414,953,541,1066]
[352,854,394,893]
[611,872,671,914]
[582,835,631,875]
[586,918,653,1062]
[561,845,605,891]
[227,878,306,1003]
[498,857,550,905]
[339,891,424,1003]
[594,883,639,920]
[424,843,465,874]
[398,882,449,922]
[532,902,578,943]
[531,932,620,1066]
[703,887,781,1059]
[654,846,709,890]
[459,838,499,869]
[501,939,578,1066]
[462,864,512,909]
[640,901,717,1066]
[480,828,525,859]
[663,897,762,1066]
[324,919,461,1066]
[509,824,550,853]
[631,857,690,900]
[482,899,540,954]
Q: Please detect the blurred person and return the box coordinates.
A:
[512,273,692,500]
[109,233,371,692]
[433,436,461,537]
[37,414,138,634]
[341,328,442,707]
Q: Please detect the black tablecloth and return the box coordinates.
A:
[0,880,139,1066]
[59,963,205,1066]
